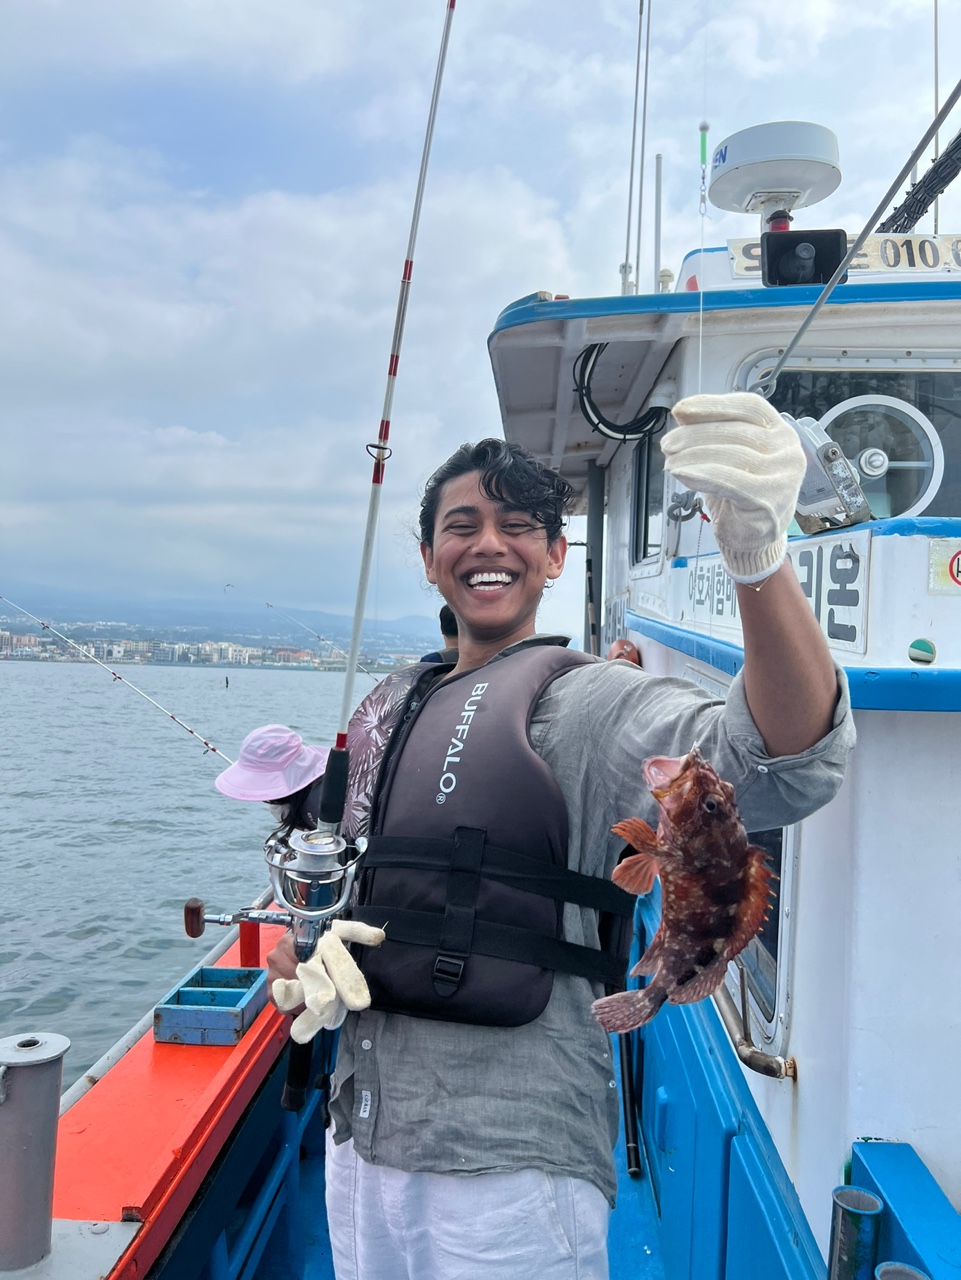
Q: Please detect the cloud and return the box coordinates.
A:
[0,1,357,84]
[0,130,584,616]
[2,0,960,639]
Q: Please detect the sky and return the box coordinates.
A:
[2,0,960,642]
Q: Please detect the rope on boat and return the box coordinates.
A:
[877,124,961,234]
[335,0,458,748]
[0,593,233,763]
[748,73,961,398]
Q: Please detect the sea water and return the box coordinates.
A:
[0,660,371,1088]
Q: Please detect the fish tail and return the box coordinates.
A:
[592,984,668,1033]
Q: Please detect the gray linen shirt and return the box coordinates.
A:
[329,637,855,1205]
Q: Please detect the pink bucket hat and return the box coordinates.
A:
[215,724,330,802]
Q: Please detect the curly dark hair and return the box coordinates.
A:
[419,438,574,548]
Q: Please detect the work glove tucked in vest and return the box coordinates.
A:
[661,392,807,583]
[272,919,386,1044]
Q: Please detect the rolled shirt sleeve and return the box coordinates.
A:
[533,658,856,865]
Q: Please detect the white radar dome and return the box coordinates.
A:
[709,122,841,214]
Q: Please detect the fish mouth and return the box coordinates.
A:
[643,747,707,814]
[643,746,703,793]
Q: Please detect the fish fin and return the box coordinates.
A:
[611,821,659,896]
[668,954,730,1005]
[592,985,668,1033]
[726,848,775,956]
[670,850,775,1005]
[613,851,659,896]
[612,817,658,855]
[630,931,666,977]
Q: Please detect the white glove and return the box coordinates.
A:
[271,919,386,1045]
[661,392,806,583]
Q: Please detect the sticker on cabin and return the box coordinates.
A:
[684,532,869,654]
[928,540,961,593]
[687,561,740,628]
[603,593,628,651]
[728,234,961,277]
[789,535,870,654]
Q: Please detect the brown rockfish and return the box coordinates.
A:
[592,747,773,1034]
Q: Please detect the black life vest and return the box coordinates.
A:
[345,640,635,1027]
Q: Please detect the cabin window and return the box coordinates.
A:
[631,425,666,564]
[738,827,784,1023]
[766,365,961,519]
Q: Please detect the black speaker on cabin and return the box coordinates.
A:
[760,229,848,287]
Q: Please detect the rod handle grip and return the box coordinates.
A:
[319,746,350,826]
[281,1040,313,1112]
[184,898,206,938]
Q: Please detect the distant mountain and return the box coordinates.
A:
[0,580,440,649]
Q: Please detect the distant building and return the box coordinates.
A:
[272,647,313,665]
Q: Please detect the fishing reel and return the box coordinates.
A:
[666,410,873,541]
[782,412,873,533]
[183,827,368,960]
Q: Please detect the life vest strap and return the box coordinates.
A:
[350,905,630,987]
[362,835,635,917]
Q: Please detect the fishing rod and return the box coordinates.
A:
[0,592,232,763]
[190,0,459,1112]
[285,0,456,1110]
[333,0,457,755]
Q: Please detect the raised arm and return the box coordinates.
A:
[736,564,837,755]
[662,392,839,757]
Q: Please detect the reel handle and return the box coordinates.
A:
[184,898,206,938]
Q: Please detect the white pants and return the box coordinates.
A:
[325,1134,610,1280]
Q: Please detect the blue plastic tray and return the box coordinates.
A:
[154,964,269,1046]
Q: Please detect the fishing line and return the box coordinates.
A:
[263,602,378,682]
[335,0,457,748]
[697,121,709,393]
[0,593,233,763]
[222,584,379,681]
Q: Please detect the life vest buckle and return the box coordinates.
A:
[432,953,466,995]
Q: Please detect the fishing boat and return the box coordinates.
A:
[4,25,961,1280]
[489,118,961,1278]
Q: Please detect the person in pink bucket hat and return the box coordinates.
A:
[218,725,385,1041]
[215,724,330,831]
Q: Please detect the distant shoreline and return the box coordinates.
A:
[0,654,403,673]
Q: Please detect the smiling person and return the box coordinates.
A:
[268,396,856,1280]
